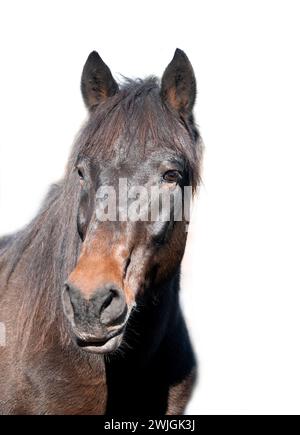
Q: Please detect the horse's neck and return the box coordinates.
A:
[0,181,79,347]
[118,273,181,360]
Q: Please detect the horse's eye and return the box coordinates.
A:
[77,167,84,181]
[163,170,181,183]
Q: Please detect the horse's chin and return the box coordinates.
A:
[74,329,124,355]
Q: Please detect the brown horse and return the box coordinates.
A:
[0,49,202,415]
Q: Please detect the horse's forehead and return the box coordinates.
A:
[97,159,154,185]
[97,148,180,181]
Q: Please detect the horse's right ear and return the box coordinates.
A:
[81,51,119,111]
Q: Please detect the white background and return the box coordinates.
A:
[0,0,300,414]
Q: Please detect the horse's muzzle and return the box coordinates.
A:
[62,282,128,353]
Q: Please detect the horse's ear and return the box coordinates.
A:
[81,51,119,111]
[161,49,196,115]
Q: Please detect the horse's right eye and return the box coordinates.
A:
[163,170,181,184]
[77,168,84,181]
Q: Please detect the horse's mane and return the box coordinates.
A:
[0,77,202,353]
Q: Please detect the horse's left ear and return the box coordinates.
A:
[81,51,119,111]
[161,49,196,115]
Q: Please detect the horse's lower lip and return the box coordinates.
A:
[75,327,124,353]
[77,337,108,347]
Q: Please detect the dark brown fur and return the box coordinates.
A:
[0,49,202,415]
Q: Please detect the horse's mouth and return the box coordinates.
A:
[75,327,125,354]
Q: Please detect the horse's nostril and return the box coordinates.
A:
[100,291,115,314]
[62,283,75,325]
[99,286,126,326]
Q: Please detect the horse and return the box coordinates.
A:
[0,49,202,415]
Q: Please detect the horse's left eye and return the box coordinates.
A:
[76,167,84,181]
[163,170,181,183]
